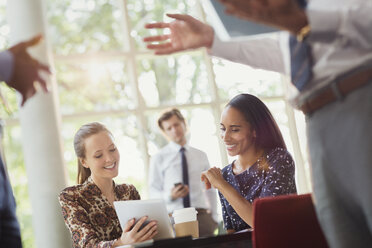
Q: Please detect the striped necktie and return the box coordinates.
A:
[180,147,191,208]
[290,0,312,91]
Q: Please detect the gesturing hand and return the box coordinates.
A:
[143,13,214,55]
[201,167,226,190]
[7,34,51,106]
[117,216,158,246]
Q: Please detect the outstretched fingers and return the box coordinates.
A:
[23,34,43,48]
[145,22,170,29]
[36,73,49,93]
[146,42,172,50]
[143,34,170,42]
[166,13,191,22]
[146,43,181,55]
[20,86,36,107]
[14,34,43,52]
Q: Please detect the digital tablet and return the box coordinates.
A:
[114,199,175,240]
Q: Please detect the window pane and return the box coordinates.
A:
[126,0,199,50]
[47,0,126,55]
[213,58,284,100]
[137,54,211,107]
[56,59,134,114]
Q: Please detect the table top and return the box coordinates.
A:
[148,230,252,248]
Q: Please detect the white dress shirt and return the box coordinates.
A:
[211,0,372,108]
[148,142,218,222]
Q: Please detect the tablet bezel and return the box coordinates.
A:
[114,199,175,240]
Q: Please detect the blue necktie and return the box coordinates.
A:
[180,147,190,208]
[290,0,312,91]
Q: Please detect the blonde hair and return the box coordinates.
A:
[74,122,111,184]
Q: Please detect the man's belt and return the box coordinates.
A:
[300,67,372,115]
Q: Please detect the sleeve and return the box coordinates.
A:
[218,191,233,230]
[0,50,14,83]
[58,190,116,248]
[210,35,286,74]
[148,155,170,203]
[259,150,297,198]
[307,2,372,49]
[129,184,141,200]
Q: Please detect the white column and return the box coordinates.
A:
[7,1,71,248]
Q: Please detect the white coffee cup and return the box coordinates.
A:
[172,207,199,238]
[172,207,198,224]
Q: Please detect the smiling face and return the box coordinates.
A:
[80,131,120,181]
[161,115,187,146]
[220,106,256,157]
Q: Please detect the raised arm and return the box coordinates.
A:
[219,0,372,49]
[143,14,214,55]
[202,168,254,227]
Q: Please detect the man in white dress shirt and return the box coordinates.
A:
[143,1,372,246]
[148,108,218,237]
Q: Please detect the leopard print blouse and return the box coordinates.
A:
[58,177,140,248]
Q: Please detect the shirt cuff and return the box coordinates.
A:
[0,50,14,83]
[210,34,239,60]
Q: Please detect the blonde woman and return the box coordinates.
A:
[59,122,157,248]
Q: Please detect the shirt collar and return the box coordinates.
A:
[169,141,190,152]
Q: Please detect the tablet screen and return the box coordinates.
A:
[114,199,175,240]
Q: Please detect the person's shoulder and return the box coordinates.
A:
[221,163,233,177]
[153,143,173,157]
[188,146,206,154]
[268,147,292,159]
[115,183,140,200]
[267,147,294,167]
[115,183,134,192]
[187,146,208,159]
[58,184,83,202]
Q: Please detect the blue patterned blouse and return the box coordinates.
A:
[219,147,297,231]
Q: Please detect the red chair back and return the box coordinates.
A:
[252,194,328,248]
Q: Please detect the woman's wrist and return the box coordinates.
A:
[215,180,229,192]
[112,238,123,247]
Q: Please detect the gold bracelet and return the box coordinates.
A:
[296,24,311,42]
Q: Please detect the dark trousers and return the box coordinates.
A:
[0,155,22,248]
